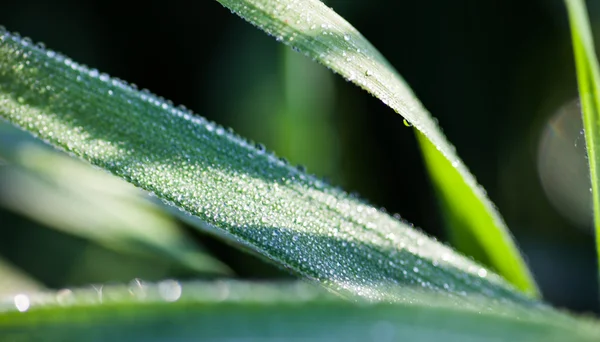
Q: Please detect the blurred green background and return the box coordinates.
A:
[0,0,599,313]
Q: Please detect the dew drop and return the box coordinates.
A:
[13,294,30,312]
[158,280,182,302]
[255,143,266,153]
[403,119,412,127]
[56,289,75,306]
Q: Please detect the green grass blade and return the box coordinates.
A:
[215,0,538,296]
[0,281,598,342]
[416,133,529,287]
[0,121,231,277]
[0,28,533,303]
[564,0,600,284]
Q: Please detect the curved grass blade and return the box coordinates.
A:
[0,28,529,303]
[215,0,538,296]
[564,0,600,284]
[0,121,231,277]
[0,281,599,342]
[416,133,517,275]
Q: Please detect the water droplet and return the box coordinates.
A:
[365,70,373,77]
[56,289,75,306]
[158,280,182,302]
[403,119,412,127]
[14,294,30,312]
[255,143,266,153]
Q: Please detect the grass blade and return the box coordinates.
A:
[564,0,600,284]
[216,0,538,296]
[0,28,533,303]
[0,121,231,277]
[0,281,598,342]
[416,133,522,281]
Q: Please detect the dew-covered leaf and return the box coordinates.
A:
[0,121,231,277]
[564,0,600,278]
[0,28,529,303]
[0,281,598,342]
[215,0,538,296]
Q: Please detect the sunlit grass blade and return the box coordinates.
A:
[0,121,231,277]
[0,257,43,296]
[0,28,534,303]
[215,0,538,296]
[416,133,529,284]
[0,281,598,342]
[564,0,600,282]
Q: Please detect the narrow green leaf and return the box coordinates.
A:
[0,281,599,341]
[416,132,521,279]
[0,28,532,303]
[564,0,600,283]
[0,121,231,277]
[216,0,538,296]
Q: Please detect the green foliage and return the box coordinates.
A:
[0,25,529,304]
[216,0,538,295]
[565,0,600,277]
[1,282,599,342]
[0,0,599,340]
[0,121,231,278]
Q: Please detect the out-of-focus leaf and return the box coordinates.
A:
[0,257,43,296]
[0,281,598,341]
[0,121,231,277]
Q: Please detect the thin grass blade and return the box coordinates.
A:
[564,0,600,286]
[215,0,538,296]
[0,28,534,303]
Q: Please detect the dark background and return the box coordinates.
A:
[0,0,599,313]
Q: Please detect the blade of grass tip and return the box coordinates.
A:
[0,28,534,304]
[564,0,600,288]
[216,0,539,296]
